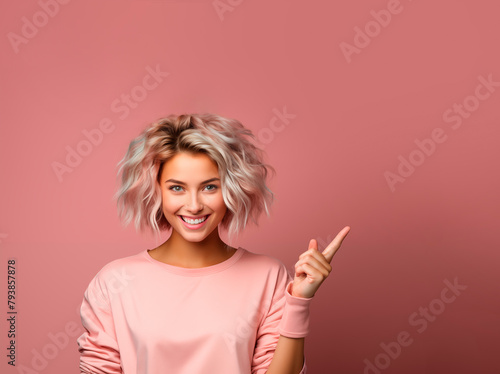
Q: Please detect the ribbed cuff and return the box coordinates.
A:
[278,281,313,338]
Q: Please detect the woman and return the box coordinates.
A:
[77,113,350,373]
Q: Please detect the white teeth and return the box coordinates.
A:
[182,216,207,224]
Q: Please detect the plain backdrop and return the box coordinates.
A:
[1,0,499,373]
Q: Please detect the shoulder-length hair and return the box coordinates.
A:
[114,113,276,243]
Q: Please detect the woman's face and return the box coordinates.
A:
[159,152,227,242]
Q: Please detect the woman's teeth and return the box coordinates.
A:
[181,215,207,224]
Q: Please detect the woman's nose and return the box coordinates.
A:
[185,192,203,212]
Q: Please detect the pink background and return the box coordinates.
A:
[1,0,499,373]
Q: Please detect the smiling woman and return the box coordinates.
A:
[76,113,349,374]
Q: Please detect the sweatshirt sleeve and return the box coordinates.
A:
[251,263,312,374]
[77,273,123,374]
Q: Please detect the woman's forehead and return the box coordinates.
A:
[161,152,219,180]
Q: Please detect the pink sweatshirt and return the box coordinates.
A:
[77,246,312,373]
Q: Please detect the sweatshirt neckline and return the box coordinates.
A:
[142,246,245,276]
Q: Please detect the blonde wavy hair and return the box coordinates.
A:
[114,113,276,243]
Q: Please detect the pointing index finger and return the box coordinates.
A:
[322,226,351,263]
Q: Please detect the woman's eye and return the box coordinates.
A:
[168,185,217,192]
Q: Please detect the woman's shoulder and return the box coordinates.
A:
[88,249,147,284]
[239,247,289,274]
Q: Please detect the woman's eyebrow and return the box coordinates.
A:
[165,178,220,185]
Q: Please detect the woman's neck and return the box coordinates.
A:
[149,230,236,268]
